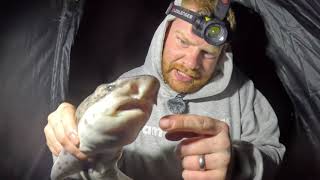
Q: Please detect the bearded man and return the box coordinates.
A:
[44,0,285,179]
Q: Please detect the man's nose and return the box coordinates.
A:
[184,48,201,69]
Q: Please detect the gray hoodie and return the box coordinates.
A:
[85,0,285,179]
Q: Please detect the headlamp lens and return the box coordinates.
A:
[204,23,227,46]
[207,25,221,38]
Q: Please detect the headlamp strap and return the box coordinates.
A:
[214,0,231,21]
[166,2,199,25]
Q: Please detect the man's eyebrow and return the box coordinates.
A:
[175,30,197,45]
[175,30,221,54]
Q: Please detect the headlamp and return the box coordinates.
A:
[166,0,230,46]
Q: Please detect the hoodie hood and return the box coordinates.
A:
[124,0,234,100]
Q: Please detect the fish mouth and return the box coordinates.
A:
[115,98,151,114]
[113,75,159,115]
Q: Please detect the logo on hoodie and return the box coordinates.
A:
[142,125,165,138]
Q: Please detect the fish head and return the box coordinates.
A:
[77,75,160,152]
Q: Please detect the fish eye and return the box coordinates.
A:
[106,84,116,91]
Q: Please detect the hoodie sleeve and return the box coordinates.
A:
[231,80,285,180]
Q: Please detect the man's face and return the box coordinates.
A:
[162,8,223,93]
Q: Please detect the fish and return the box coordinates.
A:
[50,75,160,180]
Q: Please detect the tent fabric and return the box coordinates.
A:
[0,0,84,179]
[49,0,85,110]
[234,0,320,178]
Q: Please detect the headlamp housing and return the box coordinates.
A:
[166,0,230,46]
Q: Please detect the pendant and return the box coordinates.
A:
[167,93,187,114]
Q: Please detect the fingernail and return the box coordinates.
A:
[160,118,171,129]
[69,130,79,145]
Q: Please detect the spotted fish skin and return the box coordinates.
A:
[51,75,160,180]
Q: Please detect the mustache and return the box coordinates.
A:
[168,63,201,79]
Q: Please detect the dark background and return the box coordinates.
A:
[0,0,295,179]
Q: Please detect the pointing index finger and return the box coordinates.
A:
[159,115,227,140]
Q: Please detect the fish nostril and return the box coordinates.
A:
[130,83,140,96]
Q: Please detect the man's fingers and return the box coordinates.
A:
[44,125,62,156]
[161,115,231,179]
[181,152,231,171]
[177,135,231,156]
[48,111,68,146]
[49,115,86,160]
[45,122,87,160]
[47,111,68,148]
[59,103,79,145]
[46,103,87,160]
[182,169,226,180]
[165,131,199,141]
[62,141,88,160]
[160,114,228,136]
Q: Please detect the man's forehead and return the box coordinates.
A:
[174,27,221,53]
[170,19,192,37]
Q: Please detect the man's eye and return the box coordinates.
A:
[203,52,217,59]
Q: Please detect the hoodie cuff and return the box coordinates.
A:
[229,140,263,180]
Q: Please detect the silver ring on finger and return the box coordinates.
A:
[199,154,206,171]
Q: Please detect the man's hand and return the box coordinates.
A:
[159,114,231,180]
[44,102,87,160]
